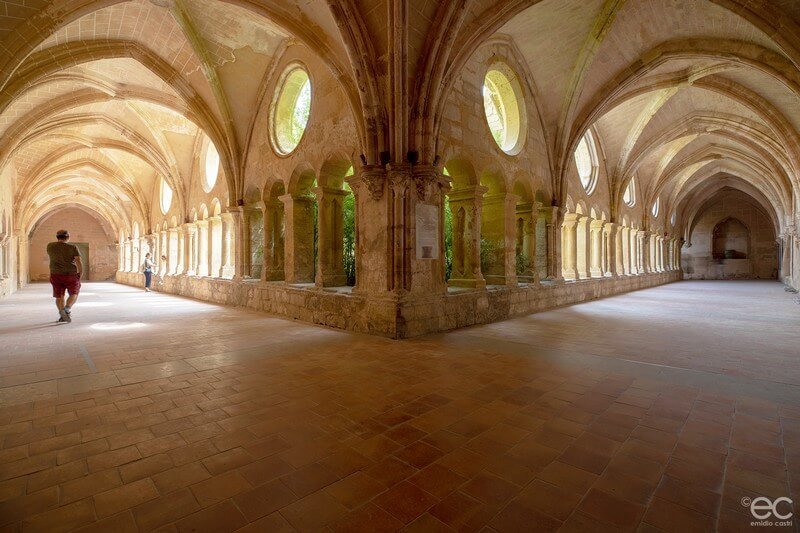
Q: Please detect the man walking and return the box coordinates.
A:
[47,230,83,323]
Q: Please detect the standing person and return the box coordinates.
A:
[142,253,156,292]
[47,230,82,323]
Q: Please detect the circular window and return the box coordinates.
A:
[203,142,220,192]
[574,131,598,194]
[160,178,173,215]
[651,197,660,218]
[271,66,312,155]
[622,178,636,207]
[482,64,526,155]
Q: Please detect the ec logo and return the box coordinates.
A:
[742,496,794,521]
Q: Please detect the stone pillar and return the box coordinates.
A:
[576,216,591,279]
[167,228,178,274]
[220,212,236,279]
[262,200,285,282]
[196,220,209,276]
[658,235,663,272]
[561,213,580,280]
[159,230,168,275]
[314,186,350,287]
[623,227,632,275]
[610,223,622,277]
[637,230,648,274]
[279,194,316,283]
[208,216,221,277]
[589,219,604,278]
[176,228,186,275]
[447,186,488,289]
[184,224,196,276]
[539,206,562,283]
[226,207,244,280]
[240,208,253,278]
[481,192,518,286]
[515,202,538,283]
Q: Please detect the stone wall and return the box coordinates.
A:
[682,190,778,280]
[116,270,680,338]
[28,207,117,282]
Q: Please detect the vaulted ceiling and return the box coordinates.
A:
[2,0,798,239]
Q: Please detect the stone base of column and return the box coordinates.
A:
[448,278,487,289]
[590,268,603,277]
[317,273,347,287]
[264,269,284,282]
[484,274,511,286]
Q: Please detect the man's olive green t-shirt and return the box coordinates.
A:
[47,242,80,275]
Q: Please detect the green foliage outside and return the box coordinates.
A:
[311,180,318,279]
[480,238,498,274]
[516,252,532,276]
[444,196,453,280]
[343,183,356,286]
[289,80,311,149]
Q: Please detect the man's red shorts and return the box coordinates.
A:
[50,274,81,298]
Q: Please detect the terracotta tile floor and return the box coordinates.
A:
[0,280,799,532]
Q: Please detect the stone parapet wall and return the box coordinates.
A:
[117,270,680,339]
[400,272,681,337]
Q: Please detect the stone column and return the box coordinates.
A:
[610,223,622,277]
[515,202,538,283]
[183,224,196,276]
[196,220,209,276]
[167,228,178,274]
[225,207,244,279]
[622,227,631,275]
[176,228,186,275]
[208,216,221,277]
[637,230,648,274]
[239,208,253,278]
[561,213,581,280]
[658,235,664,272]
[666,238,673,271]
[314,186,350,287]
[481,192,518,286]
[220,212,236,279]
[262,200,285,282]
[589,219,604,278]
[159,230,169,275]
[539,206,562,283]
[576,216,591,279]
[447,186,488,289]
[279,194,316,283]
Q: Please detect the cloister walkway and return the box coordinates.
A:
[0,280,798,531]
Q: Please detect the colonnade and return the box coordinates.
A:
[561,216,680,280]
[117,213,237,280]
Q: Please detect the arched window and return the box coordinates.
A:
[482,64,526,155]
[623,178,636,207]
[271,66,312,155]
[574,131,598,194]
[160,178,173,215]
[203,142,220,192]
[651,197,660,217]
[670,211,676,226]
